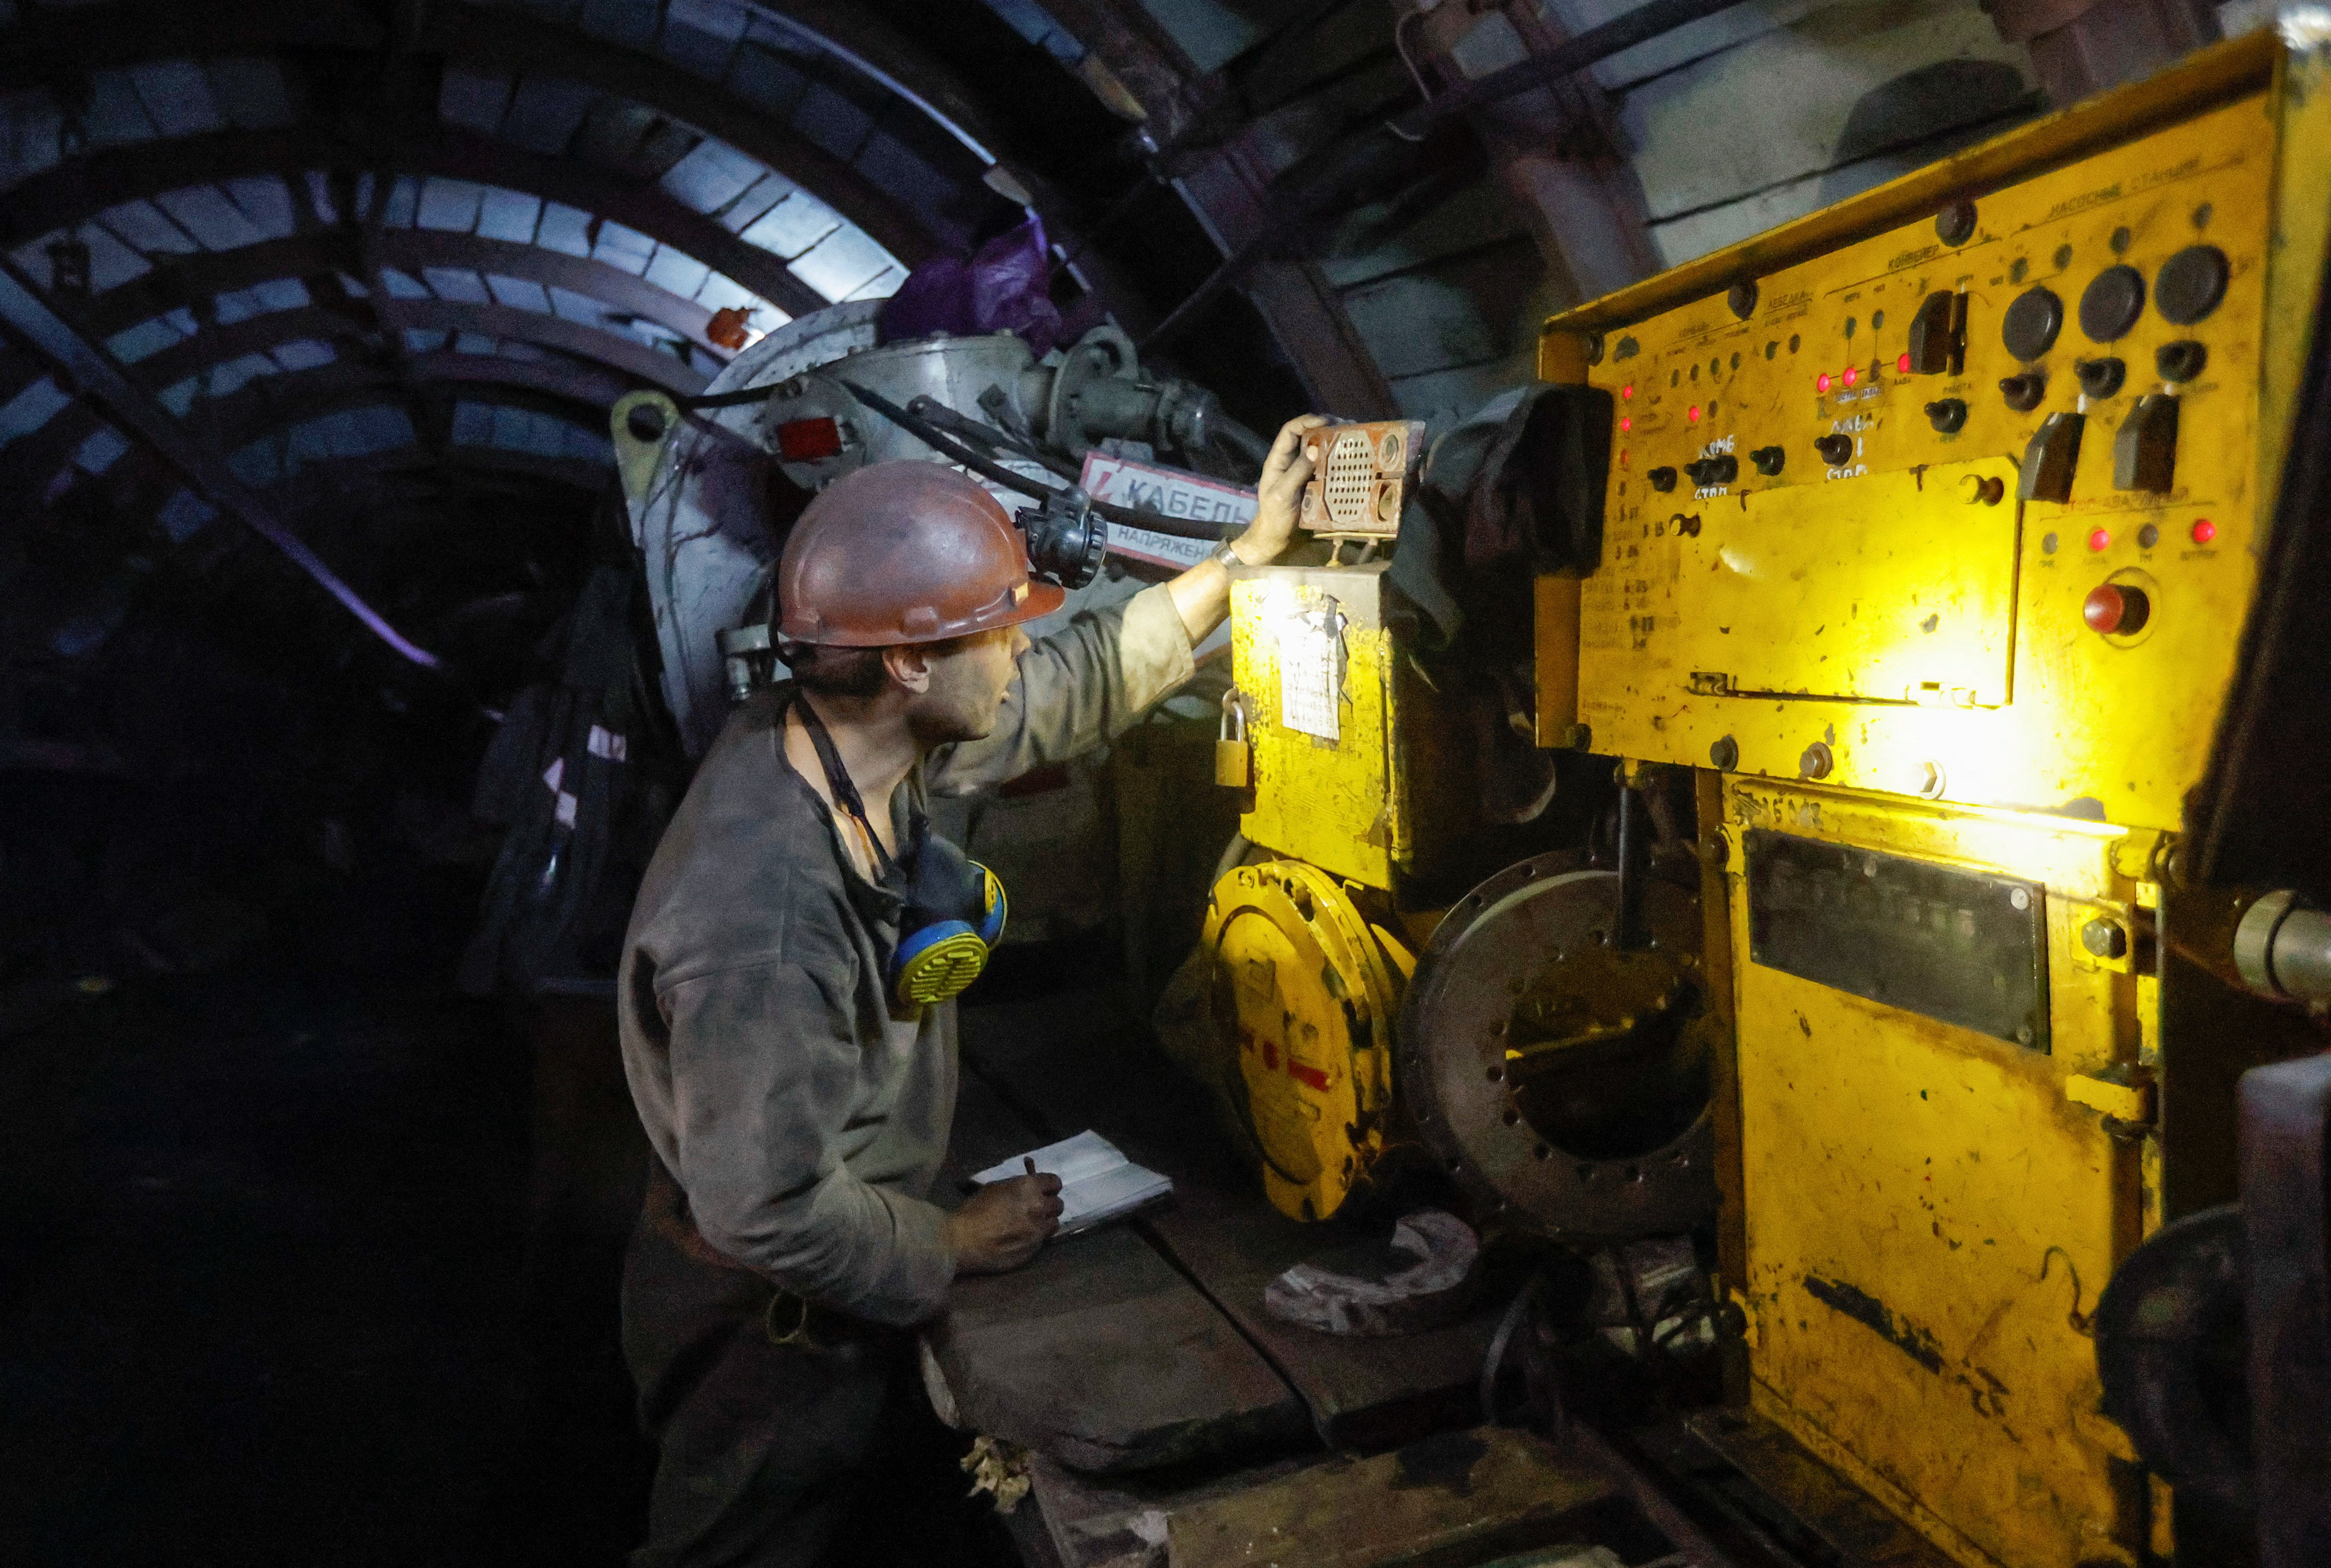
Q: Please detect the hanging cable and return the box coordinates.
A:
[840,380,1236,543]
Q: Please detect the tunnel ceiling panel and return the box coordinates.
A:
[0,0,1001,526]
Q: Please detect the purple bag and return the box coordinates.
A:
[876,215,1062,356]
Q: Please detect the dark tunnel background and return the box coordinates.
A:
[0,3,1353,1560]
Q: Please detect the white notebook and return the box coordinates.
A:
[969,1130,1173,1236]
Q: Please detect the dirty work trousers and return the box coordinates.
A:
[621,1160,978,1568]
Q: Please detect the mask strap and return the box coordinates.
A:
[790,688,910,885]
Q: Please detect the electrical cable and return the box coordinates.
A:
[907,394,1080,481]
[672,383,779,410]
[840,379,1237,542]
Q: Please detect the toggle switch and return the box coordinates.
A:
[2083,582,2151,636]
[2018,411,2084,503]
[2075,357,2126,399]
[1648,466,1678,492]
[2156,340,2207,383]
[2114,393,2179,493]
[1925,398,1967,433]
[1685,454,1738,485]
[2000,372,2047,412]
[1904,290,1964,374]
[1749,445,1786,475]
[1814,433,1854,466]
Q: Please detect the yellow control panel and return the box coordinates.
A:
[1547,36,2325,834]
[1539,31,2331,1568]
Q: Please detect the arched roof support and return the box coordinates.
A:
[0,126,826,320]
[0,0,938,271]
[75,228,735,358]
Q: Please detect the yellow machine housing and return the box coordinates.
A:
[1201,562,1451,1219]
[1540,30,2331,1568]
[1196,861,1410,1221]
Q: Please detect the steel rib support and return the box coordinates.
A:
[0,253,441,669]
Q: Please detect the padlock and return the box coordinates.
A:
[1216,688,1252,788]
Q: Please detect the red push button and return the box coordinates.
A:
[2083,583,2151,635]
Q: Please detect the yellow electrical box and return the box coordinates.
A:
[1541,30,2331,1568]
[1228,563,1462,892]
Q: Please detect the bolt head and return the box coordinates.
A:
[2081,918,2129,959]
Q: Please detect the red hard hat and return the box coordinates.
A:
[775,461,1065,646]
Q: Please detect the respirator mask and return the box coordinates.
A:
[789,688,1008,1010]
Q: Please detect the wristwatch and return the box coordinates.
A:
[1210,538,1247,570]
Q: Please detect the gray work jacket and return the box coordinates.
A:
[618,584,1196,1325]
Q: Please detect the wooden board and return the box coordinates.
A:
[1166,1425,1615,1568]
[957,990,1519,1452]
[927,1067,1308,1475]
[1024,1427,1619,1568]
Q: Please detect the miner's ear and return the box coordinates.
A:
[883,642,935,695]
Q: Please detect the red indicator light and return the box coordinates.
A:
[1620,415,1632,432]
[1622,384,1634,400]
[1843,365,1859,387]
[1619,449,1629,466]
[1897,352,1912,373]
[2087,527,2112,553]
[1687,405,1701,423]
[1816,373,1831,393]
[776,415,844,462]
[2191,517,2218,544]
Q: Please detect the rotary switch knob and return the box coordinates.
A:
[2002,286,2064,362]
[2156,245,2230,325]
[1648,466,1679,492]
[1685,454,1738,485]
[2079,265,2146,342]
[1814,434,1854,465]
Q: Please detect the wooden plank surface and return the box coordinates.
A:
[958,990,1519,1452]
[1025,1427,1620,1568]
[928,1066,1306,1475]
[1166,1425,1615,1568]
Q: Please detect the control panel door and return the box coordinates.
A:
[1726,781,2148,1568]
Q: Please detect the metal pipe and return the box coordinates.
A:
[2236,892,2331,1007]
[1615,780,1647,951]
[1615,784,1644,948]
